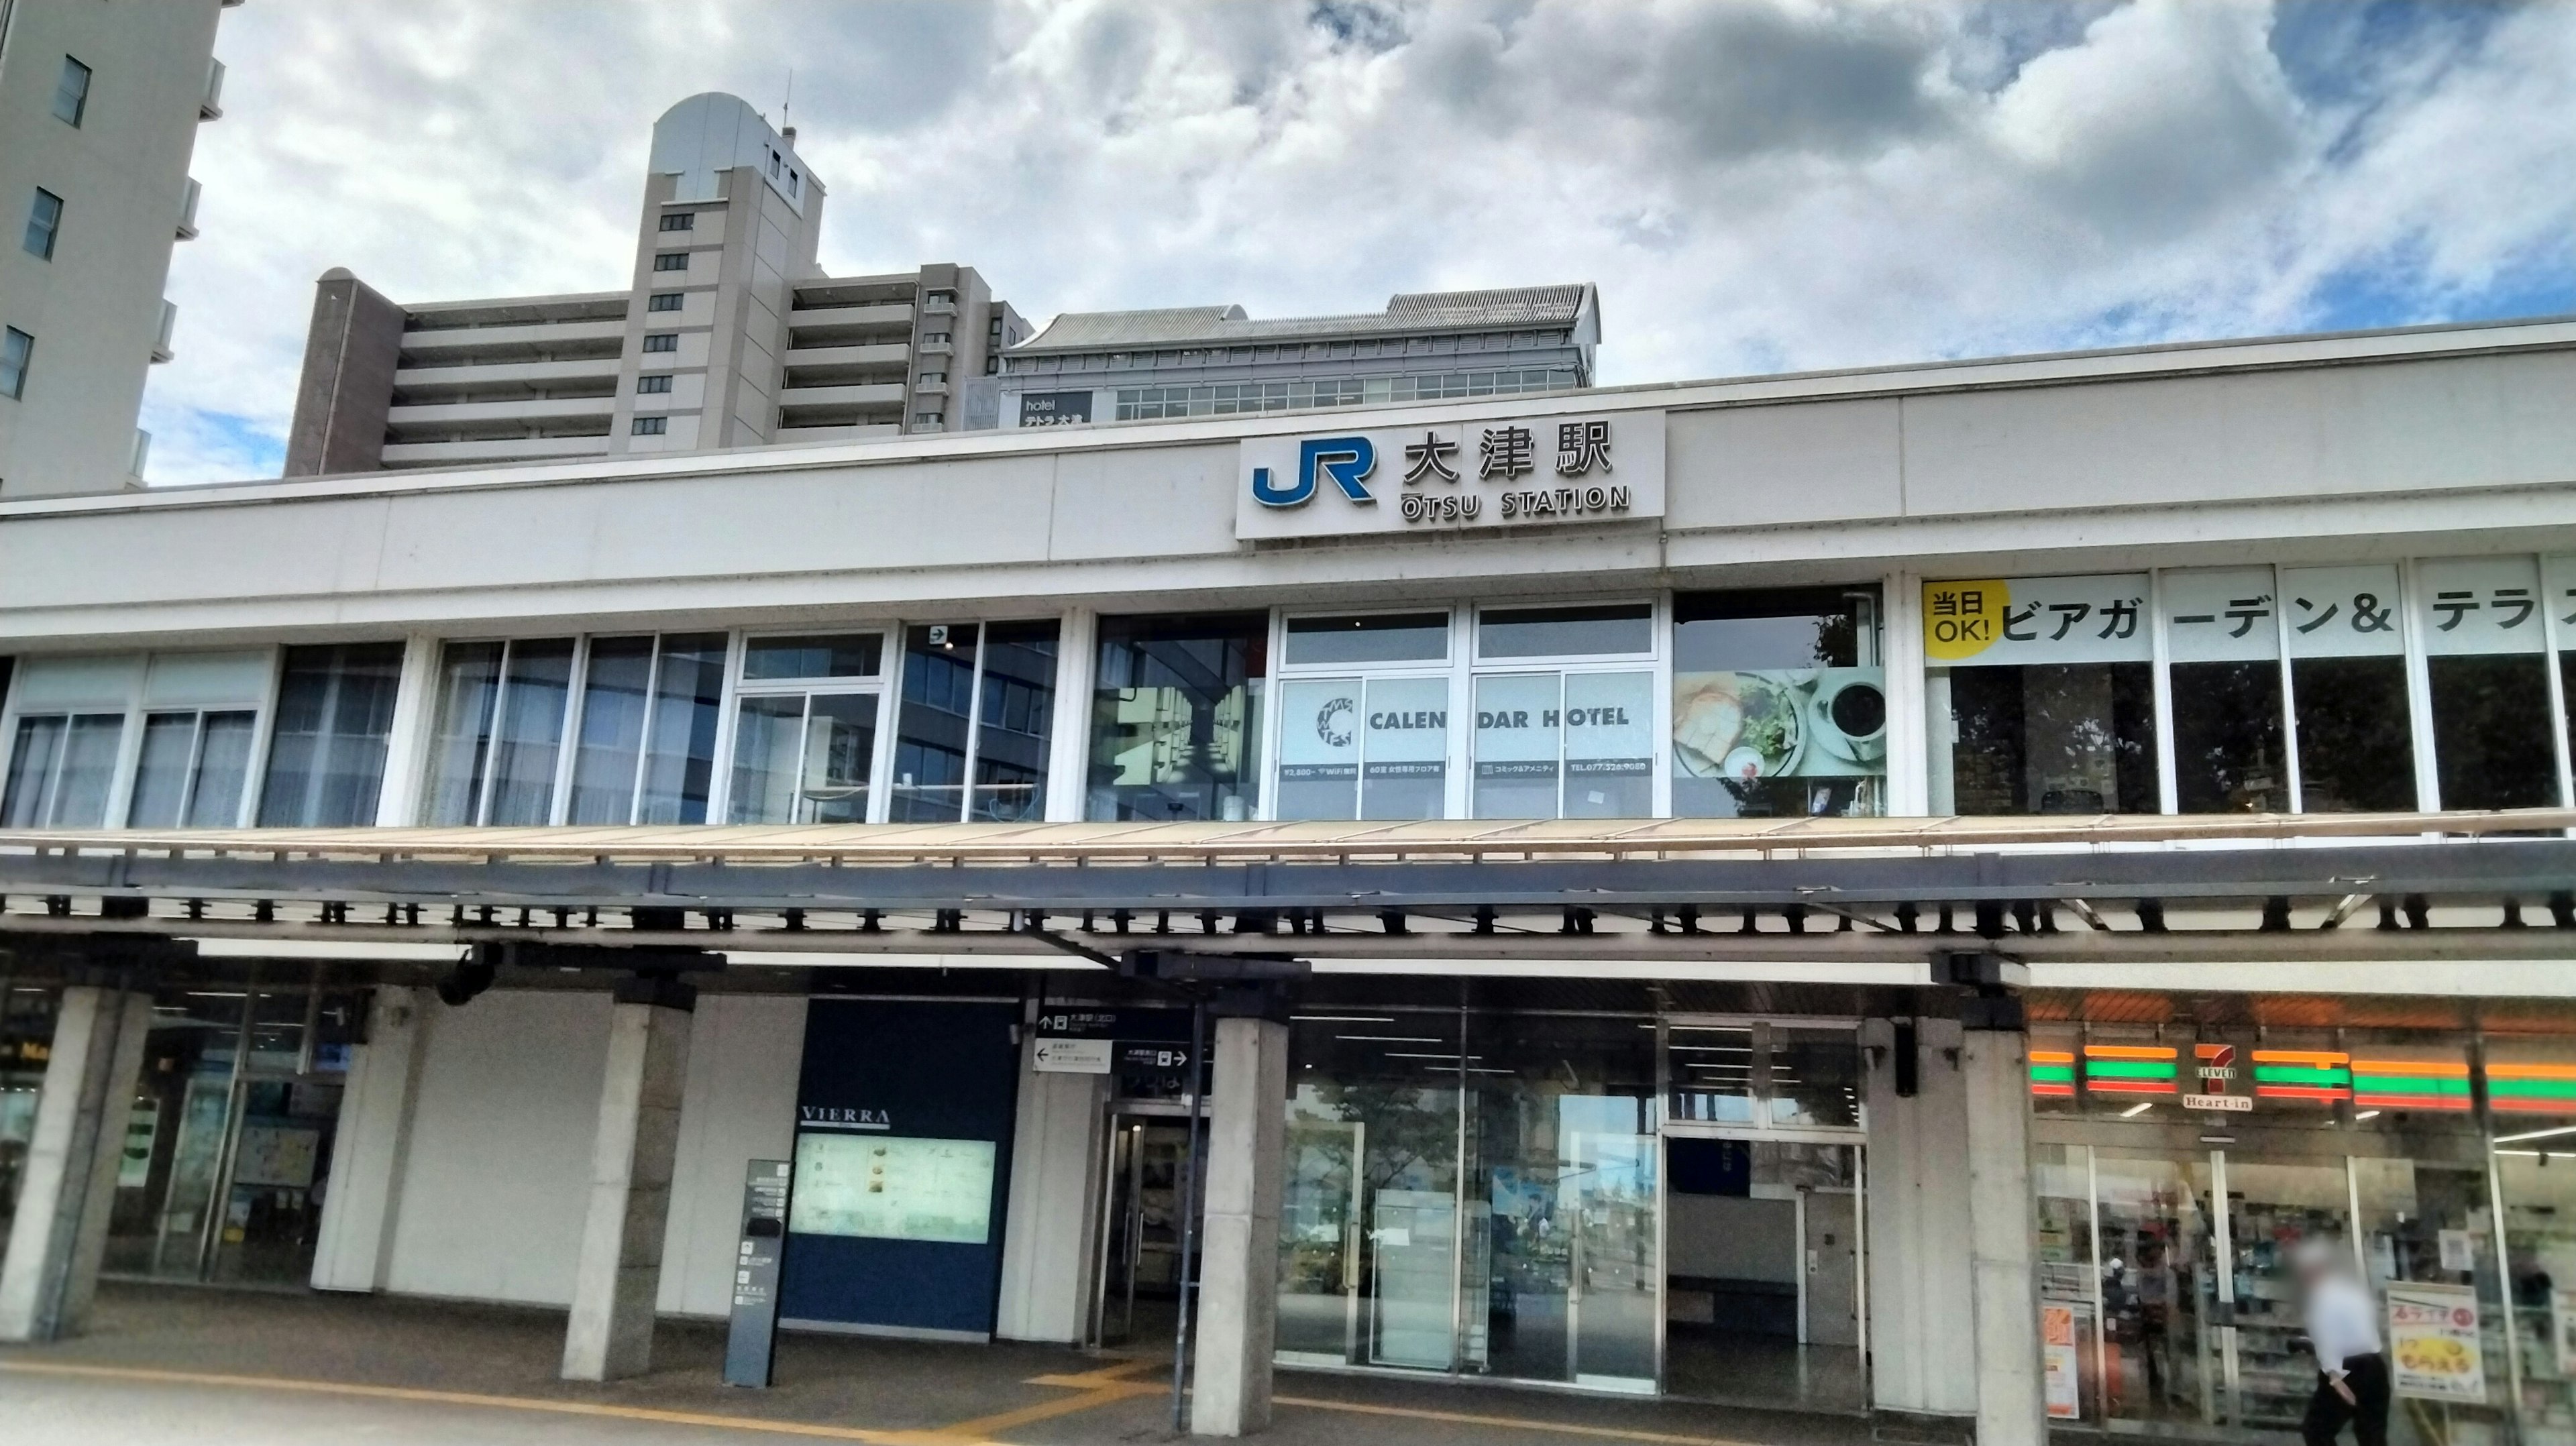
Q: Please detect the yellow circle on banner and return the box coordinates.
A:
[1924,579,2008,661]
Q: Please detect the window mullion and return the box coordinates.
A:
[957,624,990,823]
[475,643,509,827]
[627,638,663,827]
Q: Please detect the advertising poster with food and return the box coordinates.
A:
[1672,667,1886,791]
[2041,1303,2082,1419]
[2387,1282,2486,1402]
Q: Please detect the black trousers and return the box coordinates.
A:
[2302,1352,2391,1446]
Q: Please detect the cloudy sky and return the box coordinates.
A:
[142,0,2576,485]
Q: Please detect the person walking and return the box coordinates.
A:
[2296,1238,2390,1446]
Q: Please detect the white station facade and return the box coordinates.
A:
[5,315,2576,1443]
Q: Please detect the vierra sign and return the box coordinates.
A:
[1237,411,1666,541]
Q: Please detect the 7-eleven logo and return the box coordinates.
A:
[2197,1043,2237,1082]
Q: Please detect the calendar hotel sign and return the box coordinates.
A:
[1236,412,1666,541]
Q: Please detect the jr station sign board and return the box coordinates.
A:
[1236,410,1666,541]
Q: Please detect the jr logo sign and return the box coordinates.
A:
[1251,437,1378,508]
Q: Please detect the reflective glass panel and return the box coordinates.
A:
[638,634,727,826]
[1285,612,1450,666]
[742,634,881,681]
[1667,1025,1755,1124]
[891,623,977,822]
[188,712,255,827]
[1279,1011,1463,1370]
[126,712,197,828]
[486,639,574,825]
[1,715,64,827]
[1361,675,1448,820]
[727,695,806,824]
[566,637,655,825]
[1927,575,2154,815]
[49,713,121,827]
[419,642,502,826]
[1563,671,1653,818]
[800,693,877,824]
[969,620,1056,822]
[1472,673,1558,818]
[1677,588,1884,819]
[1087,612,1265,822]
[2165,567,2288,813]
[1275,677,1360,822]
[257,643,402,828]
[2418,557,2556,810]
[1477,603,1652,659]
[2281,564,2416,812]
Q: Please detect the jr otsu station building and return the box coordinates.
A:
[5,308,2576,1446]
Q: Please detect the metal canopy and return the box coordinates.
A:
[0,811,2570,971]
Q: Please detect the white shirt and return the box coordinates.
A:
[2306,1272,2383,1374]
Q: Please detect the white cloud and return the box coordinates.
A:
[143,0,2576,484]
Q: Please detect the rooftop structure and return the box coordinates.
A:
[961,283,1598,429]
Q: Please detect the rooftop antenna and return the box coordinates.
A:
[780,68,795,146]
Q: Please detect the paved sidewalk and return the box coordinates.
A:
[0,1283,1900,1446]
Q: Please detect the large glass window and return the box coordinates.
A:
[421,639,574,826]
[890,620,1057,822]
[1087,612,1266,822]
[729,633,884,824]
[566,634,728,826]
[2163,567,2286,813]
[1926,575,2156,814]
[2416,557,2559,810]
[1674,588,1883,818]
[2281,564,2417,812]
[1285,612,1448,667]
[1,712,121,827]
[258,643,403,827]
[1277,674,1450,822]
[127,710,256,828]
[1470,669,1654,819]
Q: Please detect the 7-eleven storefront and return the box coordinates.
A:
[2027,1000,2576,1445]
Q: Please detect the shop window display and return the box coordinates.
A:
[1925,574,2157,815]
[2417,557,2559,810]
[2164,567,2287,812]
[2282,565,2418,812]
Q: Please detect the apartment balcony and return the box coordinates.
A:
[775,423,903,446]
[784,303,914,347]
[777,383,904,411]
[378,436,612,469]
[922,296,957,316]
[152,300,177,364]
[390,357,623,401]
[176,178,201,240]
[385,395,616,431]
[913,379,950,396]
[199,58,225,120]
[918,339,953,357]
[400,319,628,365]
[780,343,910,387]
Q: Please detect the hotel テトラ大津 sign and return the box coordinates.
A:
[1236,412,1666,541]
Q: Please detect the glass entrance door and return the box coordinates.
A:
[1089,1113,1196,1348]
[1279,1117,1364,1362]
[1664,1136,1867,1411]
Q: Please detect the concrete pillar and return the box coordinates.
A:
[0,985,155,1343]
[311,986,429,1292]
[1190,1014,1288,1437]
[1962,1025,2045,1446]
[1860,1015,1978,1419]
[561,979,694,1382]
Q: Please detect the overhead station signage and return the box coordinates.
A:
[1237,412,1665,541]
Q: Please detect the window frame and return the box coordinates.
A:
[52,56,91,127]
[1263,601,1671,823]
[0,327,31,400]
[641,333,679,353]
[887,619,1063,824]
[415,632,740,828]
[631,415,666,436]
[635,374,672,394]
[25,188,63,261]
[645,292,684,313]
[0,649,278,831]
[720,628,896,825]
[651,252,688,273]
[657,211,696,232]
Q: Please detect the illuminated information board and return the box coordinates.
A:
[789,1133,996,1245]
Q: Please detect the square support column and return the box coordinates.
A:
[1962,1023,2045,1446]
[1189,1014,1288,1437]
[0,985,156,1343]
[311,986,429,1292]
[561,979,695,1382]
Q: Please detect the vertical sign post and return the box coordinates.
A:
[725,1158,793,1388]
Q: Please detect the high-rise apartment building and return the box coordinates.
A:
[284,93,1026,475]
[959,284,1599,430]
[0,0,235,498]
